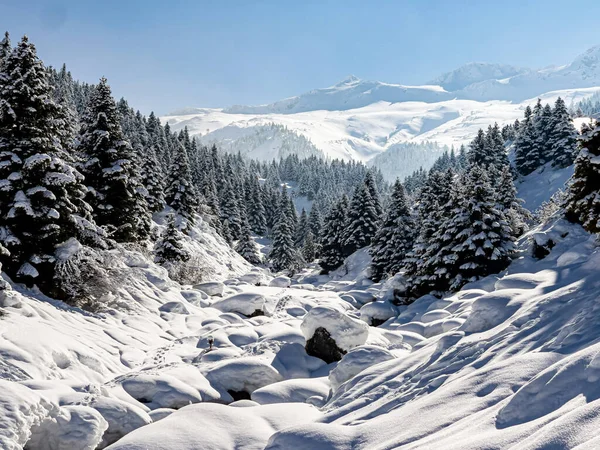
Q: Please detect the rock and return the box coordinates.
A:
[193,282,225,297]
[301,306,369,362]
[305,327,346,364]
[211,293,267,317]
[359,301,398,327]
[269,276,291,288]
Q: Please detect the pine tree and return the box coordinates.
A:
[370,180,415,282]
[140,144,166,213]
[363,170,383,217]
[548,97,577,168]
[319,195,348,273]
[269,187,303,273]
[407,166,515,297]
[343,180,379,255]
[295,208,309,247]
[0,32,10,64]
[495,165,530,236]
[468,128,487,166]
[155,214,189,265]
[220,180,243,240]
[78,77,150,242]
[308,206,322,240]
[564,120,600,232]
[302,231,317,262]
[536,103,554,163]
[165,139,199,224]
[403,169,454,292]
[235,219,261,265]
[514,106,540,176]
[0,36,104,291]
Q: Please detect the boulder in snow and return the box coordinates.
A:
[301,307,369,363]
[158,301,189,314]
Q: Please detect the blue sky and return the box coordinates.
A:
[2,0,600,115]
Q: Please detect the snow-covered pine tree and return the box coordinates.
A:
[319,195,349,273]
[468,128,487,166]
[220,180,243,240]
[548,97,578,168]
[295,208,309,248]
[0,32,10,64]
[564,120,600,232]
[235,219,261,265]
[165,138,200,226]
[536,103,554,164]
[370,179,415,282]
[0,36,105,291]
[269,187,304,273]
[302,231,317,262]
[403,169,454,293]
[140,144,166,213]
[485,123,509,169]
[496,164,530,236]
[514,106,540,176]
[437,165,515,292]
[308,205,322,240]
[343,179,379,256]
[154,213,189,265]
[247,175,267,236]
[78,77,151,242]
[363,170,383,217]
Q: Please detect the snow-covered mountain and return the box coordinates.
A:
[163,46,600,173]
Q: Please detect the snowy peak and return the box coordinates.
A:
[224,77,450,115]
[428,62,529,91]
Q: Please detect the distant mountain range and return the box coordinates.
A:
[163,46,600,175]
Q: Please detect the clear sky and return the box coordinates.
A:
[2,0,600,115]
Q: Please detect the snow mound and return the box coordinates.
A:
[359,301,398,326]
[204,358,283,398]
[107,402,321,450]
[251,377,330,405]
[192,281,225,296]
[329,345,395,392]
[118,373,202,410]
[269,276,291,288]
[27,405,107,450]
[301,306,369,353]
[210,292,267,317]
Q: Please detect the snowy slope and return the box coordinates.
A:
[163,45,600,167]
[163,87,600,163]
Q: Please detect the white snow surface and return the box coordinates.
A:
[4,168,600,448]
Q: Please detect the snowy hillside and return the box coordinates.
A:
[164,87,600,163]
[164,46,600,167]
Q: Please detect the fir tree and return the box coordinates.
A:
[496,165,530,236]
[78,77,150,242]
[407,166,515,297]
[308,206,322,240]
[165,139,199,224]
[295,208,309,248]
[235,219,261,265]
[514,106,540,176]
[0,36,104,291]
[0,32,10,64]
[301,231,316,262]
[220,180,243,240]
[343,179,379,255]
[155,214,189,265]
[140,144,166,213]
[247,176,267,235]
[370,180,415,282]
[548,97,577,168]
[319,195,348,273]
[564,120,600,232]
[269,187,304,273]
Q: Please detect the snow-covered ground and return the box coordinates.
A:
[2,163,600,449]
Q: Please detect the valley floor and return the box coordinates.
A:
[1,211,600,449]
